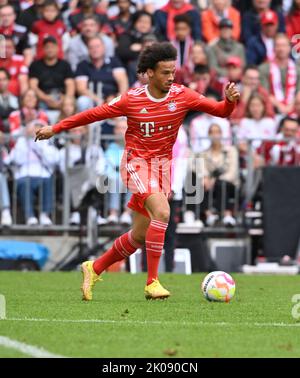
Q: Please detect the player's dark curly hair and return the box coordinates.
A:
[137,42,177,74]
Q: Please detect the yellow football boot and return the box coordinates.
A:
[81,261,102,301]
[144,279,170,300]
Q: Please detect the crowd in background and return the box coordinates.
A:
[0,0,300,229]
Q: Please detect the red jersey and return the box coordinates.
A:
[53,84,235,161]
[31,19,66,60]
[9,108,48,136]
[0,55,28,96]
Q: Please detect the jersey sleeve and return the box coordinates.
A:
[184,87,236,118]
[52,93,128,133]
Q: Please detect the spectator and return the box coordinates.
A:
[286,0,300,44]
[68,0,109,34]
[232,0,254,13]
[66,14,115,72]
[258,116,300,165]
[202,0,241,43]
[31,0,67,60]
[192,123,239,227]
[9,89,48,140]
[233,0,290,13]
[55,94,77,149]
[242,0,285,44]
[135,0,169,13]
[0,36,29,97]
[207,18,245,78]
[0,68,18,134]
[230,65,275,124]
[18,0,45,30]
[109,0,134,38]
[0,131,12,226]
[107,0,136,18]
[270,117,300,165]
[259,33,300,116]
[116,11,153,85]
[0,4,32,63]
[246,10,279,65]
[58,95,76,122]
[176,41,208,85]
[190,40,208,66]
[104,117,132,225]
[225,56,243,83]
[171,14,194,73]
[154,0,201,41]
[54,95,77,149]
[238,93,277,150]
[0,0,20,13]
[187,64,220,97]
[5,121,58,226]
[212,55,243,96]
[29,36,75,110]
[76,35,128,111]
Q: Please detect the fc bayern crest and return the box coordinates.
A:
[167,101,177,112]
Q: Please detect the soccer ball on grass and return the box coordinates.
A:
[201,271,235,302]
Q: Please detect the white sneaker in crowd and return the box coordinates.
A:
[1,209,12,226]
[107,213,118,224]
[39,213,53,226]
[27,216,38,226]
[97,215,108,225]
[206,213,219,227]
[70,211,80,225]
[183,210,195,224]
[222,214,237,227]
[120,211,132,225]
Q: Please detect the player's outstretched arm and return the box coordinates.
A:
[35,94,127,141]
[186,82,240,118]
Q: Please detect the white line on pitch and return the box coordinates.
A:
[0,335,66,358]
[4,318,300,328]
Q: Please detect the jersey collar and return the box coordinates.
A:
[145,85,170,103]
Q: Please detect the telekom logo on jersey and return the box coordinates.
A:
[140,122,172,137]
[140,122,155,137]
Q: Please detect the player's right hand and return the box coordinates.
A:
[225,82,240,103]
[35,125,55,142]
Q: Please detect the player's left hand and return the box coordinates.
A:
[225,82,240,103]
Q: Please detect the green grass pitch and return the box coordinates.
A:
[0,272,300,357]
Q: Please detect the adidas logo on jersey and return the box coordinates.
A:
[140,108,148,114]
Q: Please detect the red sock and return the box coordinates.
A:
[146,220,168,285]
[93,230,142,275]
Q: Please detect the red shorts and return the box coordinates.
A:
[121,155,171,218]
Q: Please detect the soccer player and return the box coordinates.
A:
[35,42,240,301]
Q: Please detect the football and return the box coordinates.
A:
[201,271,236,302]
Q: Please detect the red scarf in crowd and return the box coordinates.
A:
[162,1,194,40]
[269,59,297,106]
[171,35,194,70]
